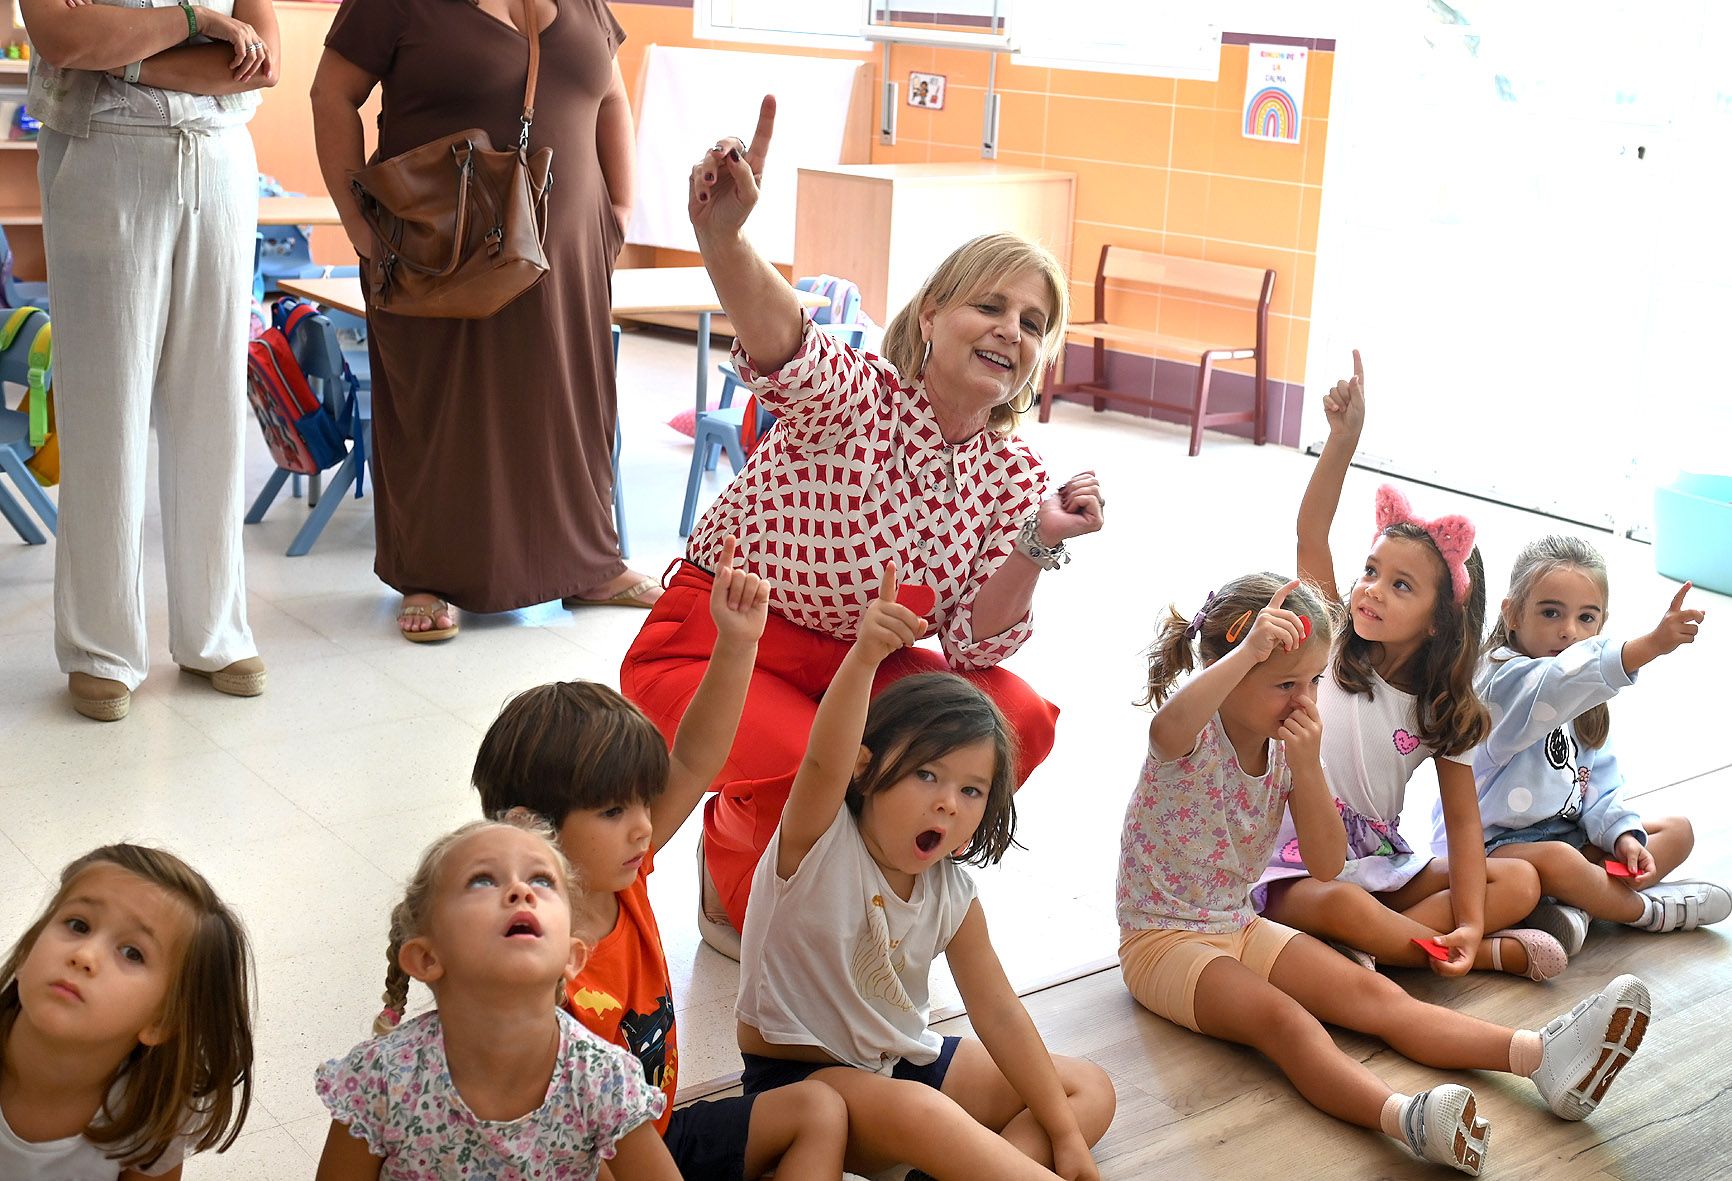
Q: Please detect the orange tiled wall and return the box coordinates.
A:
[613,5,1329,435]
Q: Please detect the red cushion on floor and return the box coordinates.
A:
[667,400,721,439]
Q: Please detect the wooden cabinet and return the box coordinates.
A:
[792,163,1075,326]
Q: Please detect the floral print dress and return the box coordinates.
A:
[315,1008,664,1179]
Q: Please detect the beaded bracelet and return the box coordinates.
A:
[179,1,198,41]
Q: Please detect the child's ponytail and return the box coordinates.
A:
[1137,605,1201,707]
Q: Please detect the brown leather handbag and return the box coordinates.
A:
[349,0,553,318]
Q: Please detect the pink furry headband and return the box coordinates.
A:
[1374,484,1475,604]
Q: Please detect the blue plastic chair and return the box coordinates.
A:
[679,321,863,537]
[244,307,369,556]
[0,307,57,543]
[0,226,51,312]
[258,224,316,294]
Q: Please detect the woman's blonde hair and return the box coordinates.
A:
[1487,535,1613,749]
[881,232,1070,434]
[374,813,579,1037]
[0,845,254,1171]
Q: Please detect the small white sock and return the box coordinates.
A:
[1625,893,1662,931]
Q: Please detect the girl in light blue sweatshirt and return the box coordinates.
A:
[1433,536,1726,954]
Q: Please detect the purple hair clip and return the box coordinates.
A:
[1185,591,1215,640]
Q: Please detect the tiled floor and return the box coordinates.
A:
[1,329,1726,1177]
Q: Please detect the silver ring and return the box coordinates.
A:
[249,41,264,51]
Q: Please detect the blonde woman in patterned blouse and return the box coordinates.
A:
[620,97,1106,955]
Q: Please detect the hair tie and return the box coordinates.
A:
[1225,611,1255,644]
[1184,591,1216,639]
[378,1006,402,1030]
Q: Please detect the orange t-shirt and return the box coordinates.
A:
[563,851,678,1134]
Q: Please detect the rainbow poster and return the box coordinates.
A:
[1242,43,1307,144]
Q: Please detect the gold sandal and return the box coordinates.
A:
[565,576,660,610]
[399,598,459,643]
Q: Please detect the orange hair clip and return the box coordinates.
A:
[1225,610,1254,644]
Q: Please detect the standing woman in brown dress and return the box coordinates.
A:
[310,0,660,642]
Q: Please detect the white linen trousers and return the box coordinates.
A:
[40,122,258,690]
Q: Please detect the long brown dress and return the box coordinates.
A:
[326,0,627,612]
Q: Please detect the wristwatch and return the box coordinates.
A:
[1015,511,1069,571]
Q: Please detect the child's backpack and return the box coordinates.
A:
[244,298,354,476]
[1,305,58,486]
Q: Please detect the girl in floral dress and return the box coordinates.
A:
[1118,572,1652,1176]
[314,815,675,1180]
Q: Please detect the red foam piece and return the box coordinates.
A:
[1412,937,1451,961]
[896,584,936,616]
[1604,859,1637,879]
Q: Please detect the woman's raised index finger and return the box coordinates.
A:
[746,95,777,170]
[1352,348,1364,383]
[879,563,899,603]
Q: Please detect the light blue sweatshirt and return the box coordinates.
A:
[1431,636,1646,853]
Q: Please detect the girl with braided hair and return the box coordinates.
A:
[313,815,677,1180]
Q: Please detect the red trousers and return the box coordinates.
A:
[619,563,1060,929]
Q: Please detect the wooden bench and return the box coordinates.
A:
[1039,246,1276,456]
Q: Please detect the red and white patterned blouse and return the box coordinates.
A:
[687,320,1048,670]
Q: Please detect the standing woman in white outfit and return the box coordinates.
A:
[21,0,278,720]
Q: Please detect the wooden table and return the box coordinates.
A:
[279,267,833,415]
[260,196,342,225]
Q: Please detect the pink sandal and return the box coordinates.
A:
[1489,927,1568,981]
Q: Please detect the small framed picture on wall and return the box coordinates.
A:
[907,72,945,110]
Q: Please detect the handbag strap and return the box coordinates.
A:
[518,0,541,151]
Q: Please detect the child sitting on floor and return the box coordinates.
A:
[314,816,675,1180]
[1434,534,1726,952]
[0,844,254,1180]
[1119,572,1651,1176]
[473,536,849,1181]
[736,565,1116,1181]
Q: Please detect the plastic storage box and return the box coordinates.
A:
[1654,473,1732,595]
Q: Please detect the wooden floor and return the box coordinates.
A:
[931,765,1732,1181]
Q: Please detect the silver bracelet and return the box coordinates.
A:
[1015,511,1069,571]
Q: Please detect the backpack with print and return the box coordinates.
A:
[244,298,353,475]
[1,306,58,486]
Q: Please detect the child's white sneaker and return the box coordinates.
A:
[1629,880,1731,932]
[1524,901,1591,955]
[1398,1085,1491,1176]
[1531,974,1650,1120]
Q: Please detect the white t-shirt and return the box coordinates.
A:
[0,1091,185,1180]
[737,807,978,1073]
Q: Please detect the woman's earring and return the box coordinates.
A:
[1010,378,1036,415]
[919,339,932,376]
